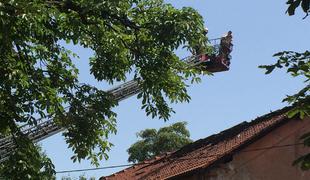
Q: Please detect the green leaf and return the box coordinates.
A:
[0,0,211,178]
[127,122,192,163]
[301,0,310,12]
[287,0,302,15]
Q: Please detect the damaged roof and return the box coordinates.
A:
[100,106,293,180]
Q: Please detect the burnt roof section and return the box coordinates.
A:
[171,106,292,158]
[101,106,294,180]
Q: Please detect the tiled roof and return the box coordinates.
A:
[100,107,293,180]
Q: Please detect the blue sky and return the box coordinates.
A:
[41,0,310,179]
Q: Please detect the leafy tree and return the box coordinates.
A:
[61,174,95,180]
[260,51,310,170]
[260,51,309,118]
[127,122,192,163]
[0,0,208,178]
[0,141,55,180]
[286,0,310,18]
[259,0,310,170]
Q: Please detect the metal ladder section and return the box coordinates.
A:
[0,37,228,162]
[0,79,143,163]
[0,53,209,163]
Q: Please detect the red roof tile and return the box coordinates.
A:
[100,107,293,180]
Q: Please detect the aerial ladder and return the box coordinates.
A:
[0,34,233,163]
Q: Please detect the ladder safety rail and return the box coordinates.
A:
[0,33,233,162]
[0,80,144,161]
[108,80,141,102]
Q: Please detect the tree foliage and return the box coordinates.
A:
[61,175,95,180]
[0,139,55,180]
[286,0,310,18]
[127,122,192,163]
[260,1,310,170]
[260,51,310,170]
[0,0,208,178]
[259,51,310,118]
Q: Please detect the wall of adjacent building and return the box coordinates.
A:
[179,117,310,180]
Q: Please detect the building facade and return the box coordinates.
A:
[101,107,310,180]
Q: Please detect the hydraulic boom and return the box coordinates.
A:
[0,35,233,163]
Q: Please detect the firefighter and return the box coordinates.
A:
[219,31,233,66]
[220,31,232,49]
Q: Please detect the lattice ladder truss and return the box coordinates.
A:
[0,36,233,163]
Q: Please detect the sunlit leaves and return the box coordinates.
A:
[1,0,207,178]
[60,85,117,166]
[127,122,192,163]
